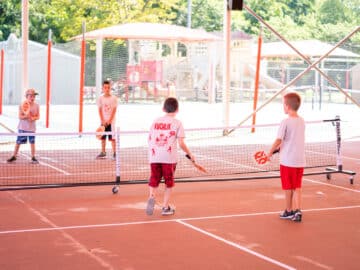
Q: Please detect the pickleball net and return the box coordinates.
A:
[0,117,356,190]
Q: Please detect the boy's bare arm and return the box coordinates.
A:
[178,137,194,160]
[18,105,32,120]
[18,105,26,119]
[108,107,117,125]
[268,138,282,158]
[98,107,105,125]
[30,106,40,121]
[31,113,40,121]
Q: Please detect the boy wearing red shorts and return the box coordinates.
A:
[146,97,194,216]
[268,92,305,222]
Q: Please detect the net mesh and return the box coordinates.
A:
[0,120,340,188]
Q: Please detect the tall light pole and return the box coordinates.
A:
[22,0,29,92]
[187,0,192,28]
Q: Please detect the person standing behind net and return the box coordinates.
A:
[96,80,118,160]
[268,92,305,222]
[7,88,40,164]
[146,97,194,216]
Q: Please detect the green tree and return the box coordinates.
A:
[1,0,359,50]
[287,0,315,24]
[318,0,347,24]
[1,0,181,43]
[242,0,316,34]
[174,0,224,32]
[0,0,21,40]
[50,0,181,41]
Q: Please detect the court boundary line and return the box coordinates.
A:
[303,177,360,193]
[1,204,360,235]
[9,191,117,269]
[176,219,296,270]
[19,153,71,175]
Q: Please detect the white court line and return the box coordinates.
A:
[306,149,360,162]
[303,177,360,193]
[20,153,70,175]
[8,192,116,270]
[294,256,332,270]
[1,204,360,235]
[341,155,360,161]
[38,160,70,175]
[176,219,296,270]
[0,219,171,235]
[198,151,269,173]
[0,170,115,180]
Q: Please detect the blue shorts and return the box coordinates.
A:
[16,130,36,144]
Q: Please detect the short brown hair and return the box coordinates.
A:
[284,92,301,111]
[163,97,179,113]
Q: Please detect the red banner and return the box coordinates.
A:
[126,65,141,86]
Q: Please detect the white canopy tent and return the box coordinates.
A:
[260,40,360,60]
[75,22,221,42]
[74,22,221,98]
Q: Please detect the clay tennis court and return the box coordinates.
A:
[0,139,359,270]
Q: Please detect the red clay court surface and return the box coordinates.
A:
[0,140,359,270]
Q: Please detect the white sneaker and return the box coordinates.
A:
[161,206,175,216]
[96,152,106,159]
[146,197,155,215]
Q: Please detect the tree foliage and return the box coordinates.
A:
[0,0,21,40]
[1,0,180,43]
[0,0,359,50]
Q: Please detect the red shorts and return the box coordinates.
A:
[280,165,304,190]
[149,163,177,188]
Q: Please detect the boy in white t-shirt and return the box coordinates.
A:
[146,97,194,216]
[268,92,305,222]
[96,80,118,160]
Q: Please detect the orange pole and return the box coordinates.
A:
[251,29,262,133]
[79,23,86,133]
[0,49,4,115]
[45,31,52,128]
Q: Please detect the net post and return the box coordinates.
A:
[46,29,52,128]
[78,21,86,133]
[0,49,4,115]
[335,115,342,171]
[115,127,121,184]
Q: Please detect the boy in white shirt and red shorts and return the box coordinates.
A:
[268,92,305,222]
[146,97,194,216]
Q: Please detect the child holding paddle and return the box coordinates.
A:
[7,88,40,164]
[146,97,194,216]
[268,92,305,222]
[96,80,118,160]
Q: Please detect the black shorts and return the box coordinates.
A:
[101,124,114,141]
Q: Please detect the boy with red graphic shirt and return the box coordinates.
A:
[268,92,305,222]
[146,97,194,216]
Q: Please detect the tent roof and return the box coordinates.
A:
[74,22,221,42]
[260,40,360,58]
